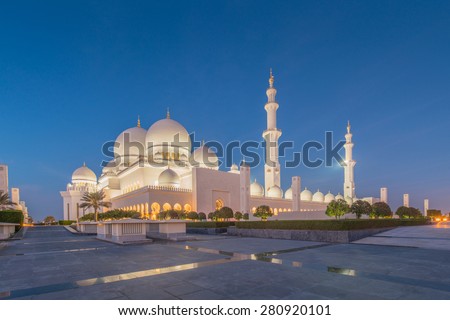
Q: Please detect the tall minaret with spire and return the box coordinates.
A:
[343,121,356,199]
[263,69,282,192]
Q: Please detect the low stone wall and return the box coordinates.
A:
[187,227,228,235]
[227,227,393,243]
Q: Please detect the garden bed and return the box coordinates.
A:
[234,219,430,231]
[186,221,235,235]
[228,219,430,243]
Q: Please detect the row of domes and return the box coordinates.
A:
[250,179,352,203]
[110,115,219,171]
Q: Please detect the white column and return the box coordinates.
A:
[240,163,250,214]
[263,70,282,192]
[403,194,410,207]
[380,187,388,203]
[291,176,301,212]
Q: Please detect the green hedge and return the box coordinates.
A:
[235,219,430,231]
[187,221,236,228]
[79,209,141,222]
[0,210,24,232]
[58,220,76,225]
[0,210,24,225]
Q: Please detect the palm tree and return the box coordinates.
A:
[79,190,111,222]
[0,191,17,210]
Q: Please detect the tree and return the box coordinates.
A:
[350,200,372,219]
[326,199,350,220]
[79,190,111,222]
[220,206,234,221]
[409,207,422,218]
[396,206,411,219]
[0,191,17,210]
[208,212,216,221]
[253,205,273,221]
[187,211,199,220]
[198,212,206,221]
[427,209,442,218]
[43,216,56,224]
[234,211,243,221]
[243,213,249,221]
[371,202,392,219]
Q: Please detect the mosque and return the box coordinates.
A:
[60,72,387,221]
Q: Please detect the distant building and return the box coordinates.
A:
[0,164,8,194]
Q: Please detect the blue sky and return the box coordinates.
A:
[1,1,449,220]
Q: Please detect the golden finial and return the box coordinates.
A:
[137,115,141,128]
[166,107,170,119]
[269,68,274,88]
[347,120,351,134]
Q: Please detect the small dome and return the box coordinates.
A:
[285,187,292,200]
[345,196,353,205]
[191,143,219,169]
[312,189,325,202]
[72,163,97,183]
[301,188,313,201]
[102,160,117,174]
[115,126,147,163]
[250,179,264,197]
[324,191,335,203]
[158,168,180,188]
[229,163,239,173]
[335,193,344,201]
[146,116,191,160]
[267,185,283,198]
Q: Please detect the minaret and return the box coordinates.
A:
[424,199,429,216]
[263,69,282,192]
[343,121,356,199]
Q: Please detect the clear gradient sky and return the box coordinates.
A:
[1,1,449,221]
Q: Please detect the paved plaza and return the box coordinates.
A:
[1,223,450,299]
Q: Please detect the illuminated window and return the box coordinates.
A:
[215,199,224,210]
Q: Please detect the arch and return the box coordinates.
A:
[151,202,161,214]
[184,204,192,212]
[215,199,224,210]
[133,205,137,211]
[163,203,172,211]
[251,207,256,213]
[274,208,278,215]
[174,203,182,211]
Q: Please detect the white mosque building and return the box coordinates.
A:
[60,72,387,221]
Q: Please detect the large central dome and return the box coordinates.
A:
[146,114,191,163]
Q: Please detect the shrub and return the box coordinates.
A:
[234,211,243,221]
[198,212,207,221]
[243,213,249,220]
[372,202,393,218]
[235,219,430,230]
[187,211,199,220]
[58,220,76,225]
[219,207,234,221]
[208,212,215,221]
[253,205,273,221]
